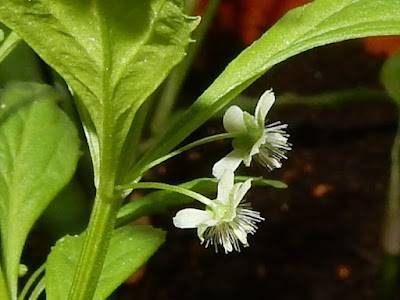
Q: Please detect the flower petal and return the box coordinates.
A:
[222,240,233,253]
[233,226,248,246]
[212,149,245,179]
[255,89,275,126]
[197,225,207,242]
[223,105,246,133]
[173,208,217,228]
[249,133,267,158]
[232,179,252,207]
[216,170,235,204]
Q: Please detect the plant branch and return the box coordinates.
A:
[68,157,122,300]
[26,278,44,300]
[131,132,235,181]
[118,181,215,207]
[17,264,45,300]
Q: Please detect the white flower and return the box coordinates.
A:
[212,89,291,178]
[173,171,264,253]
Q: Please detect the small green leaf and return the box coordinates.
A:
[133,0,400,178]
[45,226,165,300]
[381,51,400,106]
[0,83,80,298]
[116,176,286,227]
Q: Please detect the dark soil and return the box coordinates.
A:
[116,39,400,299]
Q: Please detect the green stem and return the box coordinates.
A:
[118,181,215,207]
[150,0,221,135]
[0,266,9,300]
[68,134,122,300]
[68,185,122,300]
[378,254,400,300]
[117,99,152,184]
[133,132,235,180]
[379,116,400,299]
[17,264,45,300]
[0,31,21,65]
[68,9,124,297]
[26,278,44,300]
[382,117,400,254]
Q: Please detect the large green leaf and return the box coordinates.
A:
[0,0,199,184]
[0,83,80,298]
[46,226,165,300]
[132,0,400,180]
[116,176,286,227]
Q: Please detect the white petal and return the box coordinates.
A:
[233,227,248,245]
[223,105,246,133]
[222,239,233,253]
[232,179,252,207]
[255,89,275,126]
[249,135,266,158]
[216,170,235,204]
[173,208,217,228]
[212,149,245,179]
[197,226,207,242]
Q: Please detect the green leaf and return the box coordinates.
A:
[116,176,286,227]
[133,0,400,179]
[0,0,199,185]
[0,31,22,66]
[0,267,8,300]
[0,25,41,87]
[0,83,81,298]
[381,51,400,106]
[45,226,165,300]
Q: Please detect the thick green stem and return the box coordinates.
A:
[382,117,400,254]
[68,185,121,300]
[68,134,122,300]
[378,254,400,300]
[379,116,400,299]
